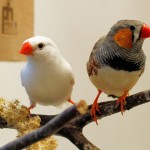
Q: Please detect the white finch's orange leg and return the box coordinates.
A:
[116,91,129,115]
[68,99,75,105]
[28,104,36,114]
[91,90,102,125]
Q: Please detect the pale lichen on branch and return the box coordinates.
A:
[0,98,58,150]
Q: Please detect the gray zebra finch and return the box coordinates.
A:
[87,20,150,125]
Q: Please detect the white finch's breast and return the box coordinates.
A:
[89,66,142,96]
[21,62,74,106]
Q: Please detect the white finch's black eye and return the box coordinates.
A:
[38,43,44,49]
[130,25,135,31]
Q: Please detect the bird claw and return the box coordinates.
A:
[68,99,75,105]
[91,101,100,125]
[27,104,36,114]
[90,90,102,125]
[116,91,128,115]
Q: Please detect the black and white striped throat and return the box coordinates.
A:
[96,42,146,72]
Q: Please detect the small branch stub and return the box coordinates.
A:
[76,99,88,115]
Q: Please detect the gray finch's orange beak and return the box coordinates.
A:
[140,24,150,38]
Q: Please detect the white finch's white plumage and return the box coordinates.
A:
[20,36,74,108]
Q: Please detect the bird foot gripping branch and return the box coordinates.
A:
[116,91,129,115]
[27,104,36,114]
[68,99,75,105]
[91,90,102,125]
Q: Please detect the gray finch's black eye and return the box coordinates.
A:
[38,43,44,49]
[130,25,135,31]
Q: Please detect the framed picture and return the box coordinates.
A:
[0,0,33,61]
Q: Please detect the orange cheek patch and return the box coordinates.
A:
[114,29,133,49]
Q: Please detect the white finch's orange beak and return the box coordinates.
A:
[140,24,150,38]
[20,42,33,55]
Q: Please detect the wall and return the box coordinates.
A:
[0,0,150,149]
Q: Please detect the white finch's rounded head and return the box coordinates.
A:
[20,36,58,56]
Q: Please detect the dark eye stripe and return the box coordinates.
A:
[130,26,135,42]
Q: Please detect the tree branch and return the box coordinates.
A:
[73,89,150,128]
[0,89,150,150]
